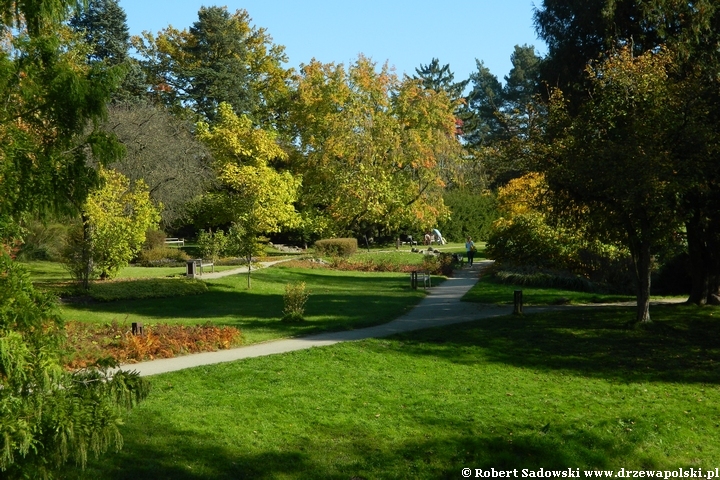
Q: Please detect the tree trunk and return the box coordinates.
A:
[247,255,252,289]
[686,217,710,304]
[634,242,652,324]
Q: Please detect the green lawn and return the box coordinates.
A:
[21,260,242,283]
[464,275,652,305]
[60,265,436,345]
[70,303,720,479]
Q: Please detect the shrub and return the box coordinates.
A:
[421,253,455,276]
[438,189,499,242]
[282,282,310,322]
[492,265,597,292]
[314,238,357,257]
[143,228,167,250]
[16,219,69,261]
[61,222,96,287]
[196,229,228,263]
[137,246,190,267]
[88,278,208,302]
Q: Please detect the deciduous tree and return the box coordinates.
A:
[0,1,149,476]
[82,167,160,279]
[543,48,680,323]
[286,56,462,239]
[195,102,300,287]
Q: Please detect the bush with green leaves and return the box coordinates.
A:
[137,246,190,267]
[196,229,228,263]
[281,282,310,322]
[143,228,167,250]
[421,253,455,276]
[487,213,634,293]
[15,219,69,261]
[0,254,149,478]
[61,222,95,288]
[437,189,499,242]
[314,238,358,257]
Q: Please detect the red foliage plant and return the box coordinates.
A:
[63,321,242,369]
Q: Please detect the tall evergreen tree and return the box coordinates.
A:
[70,0,147,101]
[69,0,129,65]
[463,46,544,186]
[134,6,290,123]
[414,58,468,104]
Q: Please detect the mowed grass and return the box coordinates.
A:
[59,265,433,345]
[465,274,643,305]
[71,304,720,479]
[21,260,242,283]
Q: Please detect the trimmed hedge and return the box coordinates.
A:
[314,238,358,257]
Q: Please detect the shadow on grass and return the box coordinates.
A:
[61,270,426,340]
[72,407,639,479]
[381,304,720,385]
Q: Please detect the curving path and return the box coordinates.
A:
[117,260,684,377]
[119,260,510,377]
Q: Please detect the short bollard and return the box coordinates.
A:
[513,290,523,315]
[411,271,418,290]
[132,322,144,336]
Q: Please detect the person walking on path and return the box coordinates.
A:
[465,236,476,267]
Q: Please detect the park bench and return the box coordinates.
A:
[164,237,185,247]
[186,258,214,277]
[410,270,431,290]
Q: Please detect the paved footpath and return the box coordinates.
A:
[120,260,512,377]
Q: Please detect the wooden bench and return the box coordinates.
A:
[164,237,185,247]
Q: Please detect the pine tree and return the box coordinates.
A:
[70,0,129,64]
[70,0,147,101]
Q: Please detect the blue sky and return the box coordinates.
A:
[119,0,546,85]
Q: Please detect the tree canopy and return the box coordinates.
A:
[285,56,463,239]
[132,6,290,123]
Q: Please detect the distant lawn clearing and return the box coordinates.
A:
[60,266,436,345]
[465,274,651,305]
[74,303,720,479]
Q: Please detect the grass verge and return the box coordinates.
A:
[72,303,720,479]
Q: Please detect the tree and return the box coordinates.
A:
[132,6,290,123]
[99,102,214,229]
[0,256,149,479]
[82,167,160,279]
[534,0,720,305]
[195,102,300,287]
[285,56,463,240]
[0,1,149,476]
[542,48,680,323]
[69,0,147,101]
[414,58,468,107]
[463,45,544,186]
[69,0,129,64]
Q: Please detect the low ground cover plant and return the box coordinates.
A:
[64,321,242,368]
[76,304,720,478]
